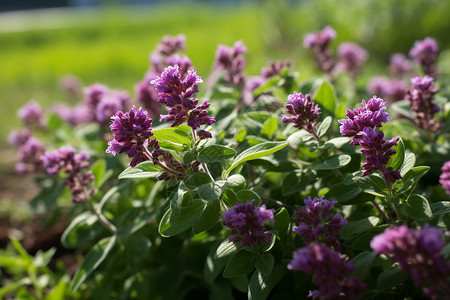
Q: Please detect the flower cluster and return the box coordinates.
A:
[336,42,368,78]
[136,34,192,117]
[367,77,406,102]
[389,53,412,76]
[222,201,274,249]
[151,65,215,138]
[41,146,94,203]
[371,225,450,298]
[214,41,247,87]
[288,244,366,299]
[339,96,401,186]
[409,37,439,76]
[405,75,440,131]
[261,60,291,79]
[18,100,44,128]
[303,26,336,74]
[281,92,321,137]
[440,161,450,197]
[292,197,347,250]
[106,106,154,167]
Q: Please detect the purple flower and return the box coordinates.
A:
[261,60,291,79]
[281,92,321,134]
[440,161,450,197]
[303,26,336,73]
[292,196,347,250]
[106,106,154,167]
[18,101,44,128]
[409,37,439,75]
[371,225,450,297]
[222,201,274,249]
[359,127,402,184]
[337,42,368,78]
[214,41,247,86]
[389,53,413,76]
[151,65,215,132]
[405,75,440,131]
[15,137,45,174]
[42,146,94,203]
[338,96,389,145]
[367,77,406,102]
[157,34,186,56]
[288,244,366,300]
[303,26,336,51]
[59,74,82,98]
[8,129,32,147]
[53,104,93,126]
[95,91,130,124]
[84,83,109,109]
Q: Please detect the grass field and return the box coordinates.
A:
[1,0,450,148]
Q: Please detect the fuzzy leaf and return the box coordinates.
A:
[312,155,351,170]
[198,145,236,163]
[118,161,164,179]
[400,194,432,221]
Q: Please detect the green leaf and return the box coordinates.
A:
[125,234,151,259]
[32,248,56,268]
[287,130,315,146]
[386,138,404,172]
[377,265,409,290]
[198,181,227,201]
[396,166,429,197]
[204,242,229,284]
[215,238,240,258]
[319,137,352,149]
[326,183,362,204]
[223,141,288,178]
[273,207,290,235]
[223,250,256,278]
[400,194,432,221]
[44,276,70,300]
[261,117,278,137]
[340,217,380,240]
[61,212,104,248]
[235,128,247,143]
[281,171,315,196]
[152,127,192,151]
[193,200,221,234]
[158,202,204,237]
[118,161,164,179]
[390,100,414,119]
[198,145,236,163]
[248,264,284,300]
[431,201,450,216]
[183,150,197,165]
[226,174,247,191]
[91,159,111,188]
[236,189,261,205]
[184,172,212,189]
[311,155,351,170]
[255,253,274,276]
[71,236,117,292]
[30,178,64,213]
[400,152,416,176]
[314,81,336,116]
[354,175,389,197]
[352,251,376,279]
[0,278,31,299]
[316,116,332,137]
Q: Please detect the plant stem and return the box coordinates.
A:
[87,200,118,235]
[370,200,391,222]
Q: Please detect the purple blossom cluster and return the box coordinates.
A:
[281,92,321,137]
[292,197,347,250]
[440,161,450,197]
[214,41,247,87]
[53,83,130,126]
[409,37,439,76]
[389,53,413,77]
[151,65,215,138]
[18,101,45,128]
[339,97,401,186]
[137,34,192,117]
[261,60,292,79]
[367,77,407,102]
[336,42,368,78]
[41,146,94,203]
[106,106,154,167]
[303,26,336,74]
[58,74,82,98]
[8,129,45,174]
[288,244,366,299]
[371,225,450,299]
[222,201,274,249]
[405,75,440,131]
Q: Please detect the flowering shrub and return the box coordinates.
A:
[3,30,450,300]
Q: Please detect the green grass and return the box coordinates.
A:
[1,0,450,147]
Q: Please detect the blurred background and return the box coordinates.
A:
[1,0,450,187]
